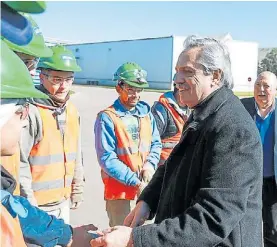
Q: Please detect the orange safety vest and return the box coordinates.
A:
[158,94,186,166]
[1,149,20,195]
[29,102,79,206]
[0,204,26,247]
[100,106,152,200]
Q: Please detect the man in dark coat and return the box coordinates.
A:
[241,71,277,247]
[90,36,263,247]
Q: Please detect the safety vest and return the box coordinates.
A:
[1,150,20,196]
[0,204,26,247]
[100,106,152,200]
[29,102,79,206]
[158,94,186,166]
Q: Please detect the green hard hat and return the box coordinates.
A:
[3,13,53,58]
[3,1,47,13]
[113,62,149,88]
[37,45,81,72]
[0,41,48,99]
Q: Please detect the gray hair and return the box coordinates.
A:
[256,71,277,84]
[183,35,234,89]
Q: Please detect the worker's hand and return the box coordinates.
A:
[90,226,133,247]
[70,202,82,210]
[67,224,98,247]
[140,166,155,183]
[136,181,147,197]
[123,200,151,228]
[70,194,83,210]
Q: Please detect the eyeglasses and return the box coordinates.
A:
[15,103,30,121]
[22,57,40,70]
[122,85,144,94]
[41,73,74,85]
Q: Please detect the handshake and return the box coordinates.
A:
[89,201,151,247]
[68,165,155,247]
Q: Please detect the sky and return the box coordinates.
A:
[32,1,277,48]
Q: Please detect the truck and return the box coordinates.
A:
[63,35,259,93]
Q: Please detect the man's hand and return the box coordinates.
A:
[70,193,83,210]
[124,201,151,228]
[140,166,155,183]
[90,226,133,247]
[67,224,98,247]
[70,201,82,210]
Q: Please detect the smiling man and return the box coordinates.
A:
[19,45,85,224]
[90,36,263,247]
[94,62,161,227]
[241,71,277,247]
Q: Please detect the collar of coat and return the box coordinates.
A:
[192,86,233,122]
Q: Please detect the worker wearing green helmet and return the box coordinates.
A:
[113,62,149,108]
[3,13,53,76]
[1,13,53,198]
[0,41,47,100]
[1,3,94,246]
[0,46,94,246]
[20,44,84,224]
[0,41,76,247]
[94,62,161,227]
[0,43,95,247]
[113,62,149,89]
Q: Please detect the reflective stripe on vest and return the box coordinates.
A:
[0,205,26,247]
[158,94,186,166]
[29,102,79,206]
[116,142,150,156]
[100,106,152,200]
[32,177,73,191]
[29,152,77,166]
[0,149,20,195]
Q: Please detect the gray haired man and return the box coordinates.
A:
[90,35,263,247]
[241,71,277,247]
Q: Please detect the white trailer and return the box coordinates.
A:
[65,35,259,93]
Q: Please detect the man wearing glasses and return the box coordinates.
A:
[19,44,85,224]
[94,62,162,227]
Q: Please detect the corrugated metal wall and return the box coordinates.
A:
[65,37,174,90]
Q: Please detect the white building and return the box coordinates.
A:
[34,35,258,93]
[63,34,258,93]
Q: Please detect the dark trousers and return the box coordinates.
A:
[263,176,277,247]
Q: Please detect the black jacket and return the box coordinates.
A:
[133,87,263,247]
